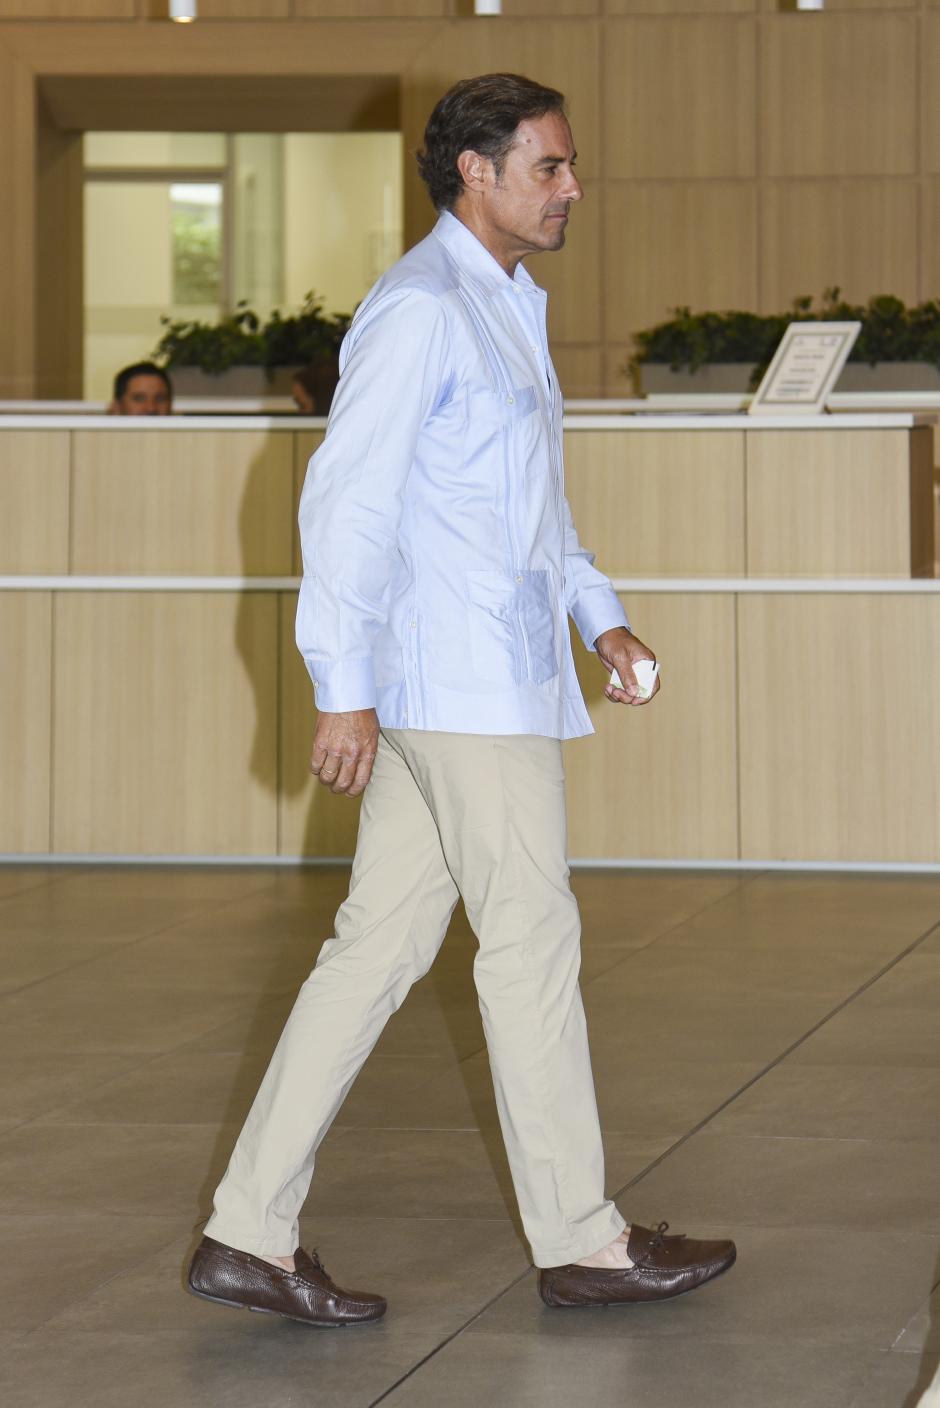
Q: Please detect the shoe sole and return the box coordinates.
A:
[186,1282,384,1329]
[540,1252,737,1310]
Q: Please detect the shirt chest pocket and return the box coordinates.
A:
[467,384,539,426]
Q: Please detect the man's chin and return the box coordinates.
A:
[541,226,567,251]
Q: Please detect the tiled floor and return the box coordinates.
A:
[0,863,938,1408]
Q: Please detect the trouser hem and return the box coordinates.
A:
[531,1207,627,1270]
[202,1219,299,1258]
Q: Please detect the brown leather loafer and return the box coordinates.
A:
[538,1221,736,1308]
[187,1235,387,1327]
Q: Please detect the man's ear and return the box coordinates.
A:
[456,148,490,194]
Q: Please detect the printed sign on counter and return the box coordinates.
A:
[749,321,861,417]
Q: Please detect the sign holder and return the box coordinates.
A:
[748,321,861,416]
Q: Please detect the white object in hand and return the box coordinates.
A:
[610,659,659,698]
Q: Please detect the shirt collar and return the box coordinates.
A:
[432,210,545,300]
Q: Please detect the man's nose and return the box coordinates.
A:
[562,170,583,202]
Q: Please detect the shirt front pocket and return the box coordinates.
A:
[465,568,557,690]
[517,568,558,685]
[467,383,539,426]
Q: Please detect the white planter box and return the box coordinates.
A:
[639,361,940,396]
[168,366,302,398]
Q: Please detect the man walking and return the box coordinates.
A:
[188,73,736,1326]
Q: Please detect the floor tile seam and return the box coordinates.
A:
[337,1124,490,1134]
[890,1271,940,1350]
[0,878,58,908]
[0,898,244,1006]
[0,1010,269,1132]
[10,940,292,1117]
[23,1220,194,1337]
[577,868,773,993]
[365,1266,538,1408]
[335,1044,491,1137]
[609,914,940,1204]
[688,1131,940,1147]
[463,1328,928,1351]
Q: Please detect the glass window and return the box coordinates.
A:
[171,182,223,306]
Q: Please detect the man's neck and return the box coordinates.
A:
[449,206,522,279]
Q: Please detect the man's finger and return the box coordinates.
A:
[330,753,360,794]
[346,749,376,798]
[309,740,330,775]
[315,748,344,785]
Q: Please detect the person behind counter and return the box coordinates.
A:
[291,363,339,416]
[108,362,173,416]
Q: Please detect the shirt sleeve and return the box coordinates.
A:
[295,286,450,713]
[562,494,631,650]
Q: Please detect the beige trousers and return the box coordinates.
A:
[205,728,624,1268]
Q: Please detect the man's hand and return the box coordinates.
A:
[310,708,380,796]
[594,627,661,708]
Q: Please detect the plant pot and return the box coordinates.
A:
[834,362,940,392]
[638,360,940,397]
[167,362,340,412]
[638,363,756,395]
[168,366,300,399]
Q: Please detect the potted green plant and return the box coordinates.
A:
[153,293,351,409]
[629,292,940,395]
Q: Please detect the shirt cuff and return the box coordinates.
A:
[305,656,376,713]
[570,593,631,653]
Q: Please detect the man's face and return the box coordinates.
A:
[468,110,583,266]
[115,374,172,416]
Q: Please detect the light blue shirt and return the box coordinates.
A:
[296,211,630,740]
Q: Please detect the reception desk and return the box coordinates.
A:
[1,412,937,866]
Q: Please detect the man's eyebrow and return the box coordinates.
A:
[535,151,577,165]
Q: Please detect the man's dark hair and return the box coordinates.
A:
[417,73,566,212]
[113,361,173,401]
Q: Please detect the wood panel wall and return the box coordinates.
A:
[0,2,931,399]
[1,421,936,862]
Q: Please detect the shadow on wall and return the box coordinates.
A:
[234,430,361,861]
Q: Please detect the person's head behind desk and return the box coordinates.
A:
[110,362,173,416]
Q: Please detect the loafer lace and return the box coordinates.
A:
[635,1220,686,1266]
[648,1221,671,1253]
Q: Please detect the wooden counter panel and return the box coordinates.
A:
[739,594,940,863]
[52,592,278,855]
[278,594,362,859]
[0,431,69,573]
[564,592,738,860]
[71,430,294,576]
[745,428,925,578]
[564,430,745,577]
[0,593,52,853]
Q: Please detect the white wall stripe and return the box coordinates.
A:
[3,576,940,594]
[2,853,939,874]
[0,412,926,431]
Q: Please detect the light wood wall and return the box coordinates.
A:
[0,2,932,399]
[1,421,937,863]
[9,580,940,865]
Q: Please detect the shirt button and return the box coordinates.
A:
[515,574,524,583]
[506,395,514,405]
[410,621,416,629]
